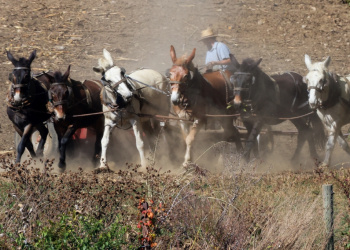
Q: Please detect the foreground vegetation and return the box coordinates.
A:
[1,151,350,249]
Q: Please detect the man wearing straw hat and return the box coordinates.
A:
[199,28,235,72]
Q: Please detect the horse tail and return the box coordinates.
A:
[309,112,326,150]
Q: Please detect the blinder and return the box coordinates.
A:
[8,73,14,82]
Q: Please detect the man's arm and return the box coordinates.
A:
[208,58,231,66]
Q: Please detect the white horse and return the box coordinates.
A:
[304,54,350,167]
[93,49,171,169]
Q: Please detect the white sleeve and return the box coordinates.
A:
[217,43,231,60]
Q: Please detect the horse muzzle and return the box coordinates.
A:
[171,91,181,106]
[54,107,67,121]
[233,95,242,109]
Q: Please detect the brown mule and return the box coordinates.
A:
[168,45,242,165]
[45,66,105,172]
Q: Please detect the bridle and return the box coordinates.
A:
[48,82,74,107]
[306,69,330,93]
[306,70,341,109]
[168,65,195,89]
[232,72,255,93]
[10,67,31,88]
[8,66,33,106]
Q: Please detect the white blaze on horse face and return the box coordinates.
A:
[104,67,132,99]
[13,89,22,103]
[306,70,326,109]
[171,86,181,104]
[54,106,66,120]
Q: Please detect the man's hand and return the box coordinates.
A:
[206,61,216,69]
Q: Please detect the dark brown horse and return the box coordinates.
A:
[6,50,52,163]
[168,46,242,165]
[230,55,326,161]
[45,66,104,172]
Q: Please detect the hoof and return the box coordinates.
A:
[58,161,66,173]
[319,162,329,168]
[182,161,194,167]
[93,166,113,174]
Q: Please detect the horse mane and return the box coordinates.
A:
[174,55,196,71]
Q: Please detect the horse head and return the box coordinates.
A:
[7,50,36,106]
[230,55,262,109]
[93,49,130,103]
[46,65,73,121]
[304,55,331,109]
[168,46,196,106]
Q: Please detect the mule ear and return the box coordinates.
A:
[253,58,262,68]
[103,48,114,67]
[6,51,18,65]
[229,54,240,70]
[28,50,36,64]
[323,56,331,68]
[62,65,71,81]
[185,48,196,65]
[305,54,312,71]
[93,66,104,74]
[170,45,177,64]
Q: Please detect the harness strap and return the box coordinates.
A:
[219,70,232,104]
[90,80,103,89]
[125,75,169,95]
[82,81,93,109]
[284,72,299,111]
[269,76,280,105]
[12,84,28,88]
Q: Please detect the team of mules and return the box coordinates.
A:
[5,47,350,171]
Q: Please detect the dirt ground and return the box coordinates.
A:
[1,0,350,171]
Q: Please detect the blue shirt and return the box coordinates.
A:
[205,42,235,71]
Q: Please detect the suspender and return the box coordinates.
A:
[214,42,224,70]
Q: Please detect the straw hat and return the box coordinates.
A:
[198,28,218,42]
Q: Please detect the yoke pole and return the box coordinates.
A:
[322,184,334,250]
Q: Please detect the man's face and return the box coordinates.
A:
[202,38,214,50]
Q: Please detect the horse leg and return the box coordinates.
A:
[290,120,310,162]
[92,117,105,167]
[322,127,339,167]
[16,124,34,163]
[183,121,204,166]
[243,120,263,161]
[100,121,116,168]
[35,123,49,158]
[220,117,243,151]
[58,126,77,171]
[164,124,179,163]
[131,118,147,168]
[142,120,156,152]
[14,125,36,159]
[337,134,350,155]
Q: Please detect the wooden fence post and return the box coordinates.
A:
[322,184,334,250]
